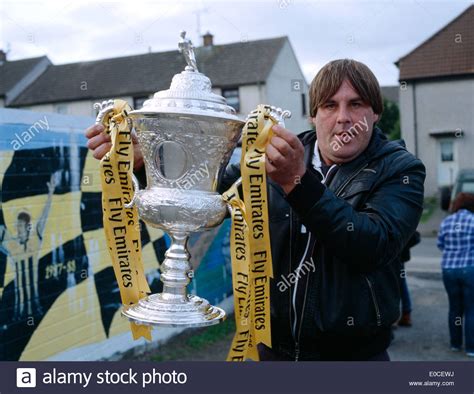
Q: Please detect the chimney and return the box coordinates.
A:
[0,50,6,64]
[202,32,213,47]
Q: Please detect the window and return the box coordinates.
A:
[133,96,149,110]
[461,181,474,194]
[440,140,454,162]
[301,93,307,116]
[222,88,240,113]
[54,104,68,114]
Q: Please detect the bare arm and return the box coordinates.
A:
[36,173,57,239]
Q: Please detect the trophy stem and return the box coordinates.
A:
[121,230,226,327]
[160,232,191,302]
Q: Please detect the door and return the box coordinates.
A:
[437,138,458,187]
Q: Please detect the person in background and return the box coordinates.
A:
[437,192,474,357]
[397,231,420,327]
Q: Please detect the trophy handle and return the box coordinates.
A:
[93,99,116,127]
[94,100,139,209]
[244,105,291,126]
[229,106,292,192]
[124,174,140,209]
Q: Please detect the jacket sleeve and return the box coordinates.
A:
[134,165,147,189]
[217,163,241,194]
[286,154,426,272]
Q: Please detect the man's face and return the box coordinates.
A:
[311,79,379,165]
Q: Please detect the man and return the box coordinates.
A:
[86,59,425,361]
[0,173,57,319]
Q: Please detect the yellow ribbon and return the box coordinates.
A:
[99,99,151,340]
[225,105,276,361]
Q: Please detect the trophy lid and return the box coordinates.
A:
[130,31,240,121]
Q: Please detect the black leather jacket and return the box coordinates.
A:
[218,128,426,360]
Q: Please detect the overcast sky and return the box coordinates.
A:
[1,0,471,86]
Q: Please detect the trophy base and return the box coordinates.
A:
[121,293,226,328]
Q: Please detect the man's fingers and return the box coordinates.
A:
[85,124,104,139]
[269,135,292,157]
[266,144,285,166]
[131,130,139,144]
[266,158,277,173]
[87,133,110,150]
[92,142,112,160]
[272,125,301,150]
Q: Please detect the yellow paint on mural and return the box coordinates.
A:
[108,306,133,338]
[142,228,165,272]
[1,192,82,261]
[82,226,164,276]
[0,151,14,186]
[81,153,102,194]
[82,228,113,275]
[20,276,107,361]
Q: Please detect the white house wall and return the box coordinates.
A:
[238,84,266,118]
[400,78,474,197]
[265,40,310,134]
[17,97,133,117]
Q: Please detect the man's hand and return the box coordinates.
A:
[85,124,144,171]
[266,125,306,194]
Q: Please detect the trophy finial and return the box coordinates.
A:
[178,30,198,72]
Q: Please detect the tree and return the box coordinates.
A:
[378,98,401,141]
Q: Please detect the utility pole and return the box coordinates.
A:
[193,8,208,44]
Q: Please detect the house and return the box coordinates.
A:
[0,52,51,107]
[3,34,311,133]
[396,5,473,197]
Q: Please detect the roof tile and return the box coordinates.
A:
[397,5,473,80]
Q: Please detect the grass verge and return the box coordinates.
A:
[121,314,236,361]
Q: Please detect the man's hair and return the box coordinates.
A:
[309,59,384,117]
[451,192,474,213]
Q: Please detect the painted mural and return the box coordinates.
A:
[0,109,233,361]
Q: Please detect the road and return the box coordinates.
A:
[125,237,473,362]
[389,237,473,361]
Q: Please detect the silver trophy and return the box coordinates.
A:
[95,31,290,328]
[94,31,240,327]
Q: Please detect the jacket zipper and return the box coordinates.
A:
[288,208,294,350]
[291,165,338,361]
[365,276,382,326]
[338,162,383,327]
[291,234,311,354]
[338,163,383,327]
[290,162,370,360]
[294,259,311,361]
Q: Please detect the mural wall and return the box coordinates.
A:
[0,108,233,361]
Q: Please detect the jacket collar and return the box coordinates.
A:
[300,127,406,192]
